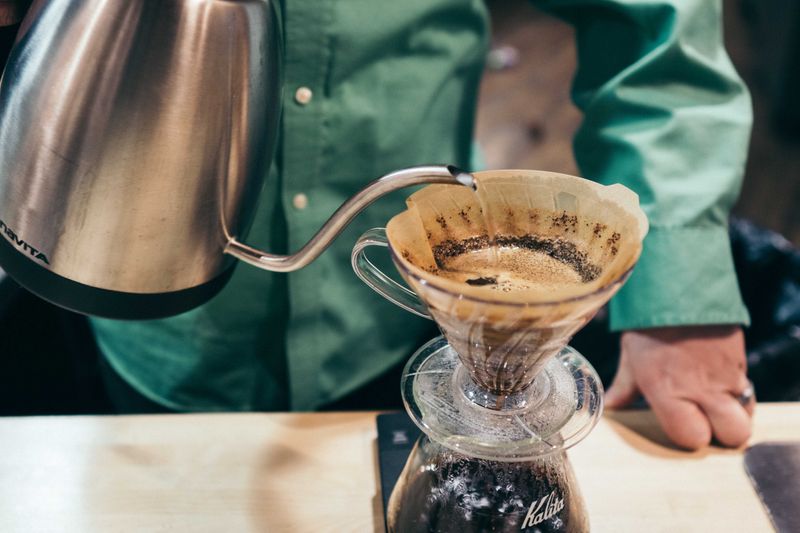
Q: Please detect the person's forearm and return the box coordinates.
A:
[534,0,752,330]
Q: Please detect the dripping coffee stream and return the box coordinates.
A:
[352,169,648,531]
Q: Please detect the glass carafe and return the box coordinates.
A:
[382,335,599,533]
[388,435,587,532]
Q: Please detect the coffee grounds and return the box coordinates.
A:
[432,234,600,283]
[466,276,497,286]
[432,236,491,266]
[495,235,599,283]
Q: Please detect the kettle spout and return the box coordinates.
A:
[224,165,475,273]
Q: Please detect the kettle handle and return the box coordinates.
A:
[224,165,474,273]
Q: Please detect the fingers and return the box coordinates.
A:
[605,355,640,409]
[616,326,754,450]
[648,391,753,450]
[649,395,712,450]
[700,395,752,448]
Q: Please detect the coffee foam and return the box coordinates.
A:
[437,246,585,294]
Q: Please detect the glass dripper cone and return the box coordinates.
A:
[386,170,648,399]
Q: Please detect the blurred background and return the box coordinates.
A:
[477,0,800,245]
[1,0,798,415]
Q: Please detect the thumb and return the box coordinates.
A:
[605,354,640,409]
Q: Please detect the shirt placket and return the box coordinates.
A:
[281,0,335,408]
[281,0,334,243]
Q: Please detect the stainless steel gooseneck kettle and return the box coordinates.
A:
[0,0,473,319]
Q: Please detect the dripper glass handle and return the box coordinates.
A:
[352,228,432,319]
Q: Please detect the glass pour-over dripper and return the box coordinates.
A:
[352,169,648,531]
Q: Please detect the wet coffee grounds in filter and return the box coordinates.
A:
[432,234,600,284]
[465,276,497,286]
[431,235,491,263]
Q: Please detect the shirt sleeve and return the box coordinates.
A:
[532,0,751,330]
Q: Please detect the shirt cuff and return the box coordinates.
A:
[609,225,750,331]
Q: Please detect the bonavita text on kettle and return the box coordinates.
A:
[0,220,50,264]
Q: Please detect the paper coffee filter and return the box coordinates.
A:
[387,169,648,305]
[385,170,648,396]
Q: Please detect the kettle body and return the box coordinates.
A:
[0,0,282,318]
[0,0,475,320]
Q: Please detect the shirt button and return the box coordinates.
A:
[294,86,313,105]
[292,193,309,210]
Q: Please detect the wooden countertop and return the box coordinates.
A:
[1,404,797,532]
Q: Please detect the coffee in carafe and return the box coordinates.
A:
[389,437,588,533]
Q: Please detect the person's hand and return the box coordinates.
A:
[605,325,754,450]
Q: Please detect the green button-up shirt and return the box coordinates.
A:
[91,0,751,411]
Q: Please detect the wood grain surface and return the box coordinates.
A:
[0,405,796,532]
